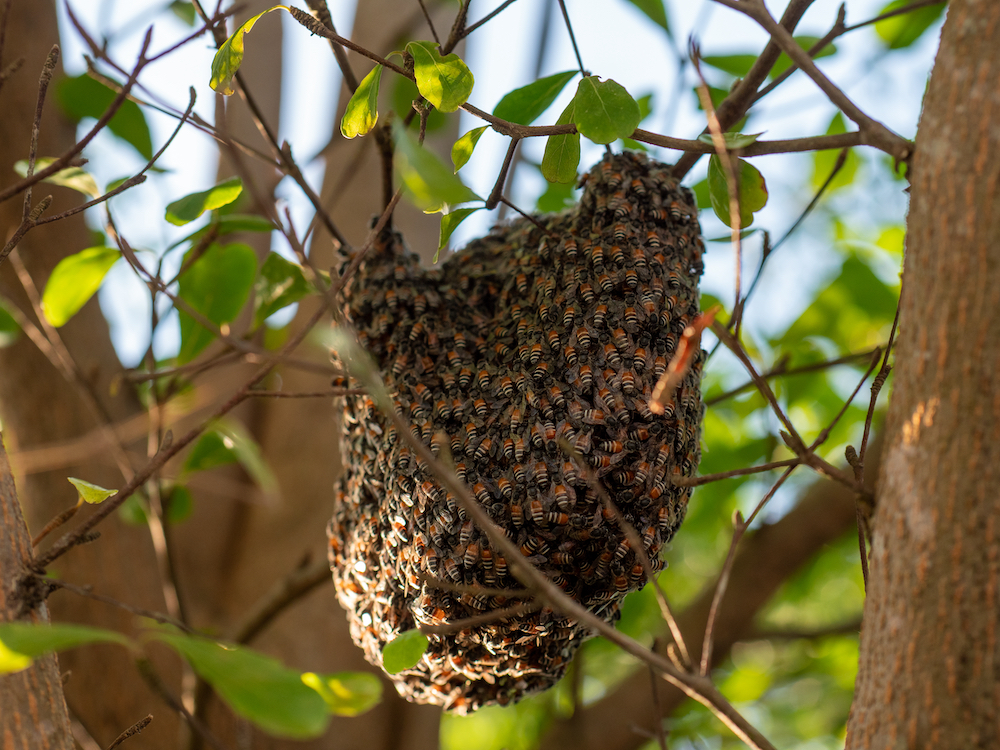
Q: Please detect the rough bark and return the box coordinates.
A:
[0,434,74,750]
[544,438,881,750]
[845,2,1000,747]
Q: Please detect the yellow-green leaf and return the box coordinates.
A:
[301,671,382,716]
[492,70,577,126]
[572,77,641,145]
[437,207,482,256]
[341,64,383,139]
[210,6,288,96]
[68,477,116,504]
[451,126,487,172]
[41,246,119,327]
[382,630,429,674]
[166,177,243,226]
[707,155,768,229]
[405,41,474,113]
[14,158,101,199]
[393,122,481,213]
[0,623,132,675]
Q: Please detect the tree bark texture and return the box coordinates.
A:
[846,2,1000,747]
[0,434,74,750]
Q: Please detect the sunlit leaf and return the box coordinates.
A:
[541,100,580,184]
[811,112,859,192]
[392,76,446,132]
[707,155,768,228]
[0,296,19,348]
[166,177,243,226]
[253,252,315,329]
[382,630,428,674]
[154,631,329,739]
[437,207,482,257]
[210,6,288,96]
[169,214,275,251]
[0,623,132,675]
[40,246,119,327]
[177,242,257,362]
[341,64,383,139]
[875,0,946,49]
[406,40,474,113]
[14,158,101,200]
[492,70,577,125]
[183,418,278,495]
[301,671,382,716]
[625,0,670,35]
[451,126,487,172]
[572,77,641,144]
[165,485,194,524]
[67,477,116,504]
[118,495,149,526]
[57,74,153,159]
[393,122,482,213]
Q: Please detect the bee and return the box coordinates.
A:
[408,322,425,341]
[614,573,630,593]
[509,407,524,433]
[610,244,626,266]
[632,246,648,271]
[595,550,612,580]
[579,364,594,390]
[562,461,581,486]
[548,385,566,408]
[579,282,595,305]
[598,439,624,454]
[597,273,614,293]
[623,306,640,329]
[430,432,449,456]
[476,369,491,390]
[528,499,545,524]
[450,433,464,455]
[633,347,649,373]
[564,344,579,367]
[497,376,515,398]
[475,437,493,462]
[497,476,514,499]
[513,436,527,461]
[624,268,639,289]
[581,408,607,425]
[655,443,671,466]
[546,329,561,351]
[510,502,524,527]
[465,421,479,443]
[604,343,623,367]
[532,361,549,381]
[451,398,465,420]
[458,368,474,388]
[443,557,462,583]
[425,548,440,576]
[384,288,399,309]
[562,237,578,258]
[630,177,648,197]
[614,538,632,562]
[590,242,605,270]
[533,463,550,488]
[441,371,458,392]
[549,551,574,567]
[621,370,637,394]
[546,511,570,526]
[613,223,628,243]
[528,343,543,365]
[428,521,445,547]
[472,482,491,505]
[471,398,488,418]
[515,273,529,294]
[552,483,571,506]
[649,206,669,223]
[575,326,592,348]
[611,327,629,352]
[593,304,609,328]
[512,463,528,483]
[669,200,687,222]
[521,536,547,558]
[495,555,509,580]
[510,304,524,321]
[530,423,545,449]
[502,437,515,460]
[653,355,668,377]
[453,331,468,351]
[612,469,636,485]
[589,454,612,470]
[494,341,512,360]
[645,230,662,248]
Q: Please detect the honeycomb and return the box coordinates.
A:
[329,151,704,712]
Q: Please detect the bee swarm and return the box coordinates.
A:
[329,152,704,713]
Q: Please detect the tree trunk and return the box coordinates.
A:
[846,2,1000,747]
[0,434,74,750]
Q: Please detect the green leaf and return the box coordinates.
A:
[170,1,197,25]
[177,242,257,362]
[811,112,859,192]
[341,64,383,139]
[57,75,153,159]
[183,418,278,495]
[875,0,946,49]
[301,671,382,716]
[118,495,149,525]
[165,485,194,524]
[253,253,315,329]
[14,158,101,200]
[382,630,429,674]
[393,122,482,213]
[451,126,487,172]
[771,36,837,78]
[67,477,116,504]
[41,246,119,327]
[697,131,763,149]
[0,622,132,674]
[492,70,577,126]
[153,631,329,739]
[535,178,577,212]
[406,40,474,113]
[690,177,711,210]
[169,214,275,251]
[437,207,482,257]
[625,0,670,35]
[210,6,288,96]
[572,77,641,145]
[541,100,580,184]
[0,296,19,348]
[707,155,768,228]
[166,177,243,226]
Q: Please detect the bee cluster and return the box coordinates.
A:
[329,152,704,713]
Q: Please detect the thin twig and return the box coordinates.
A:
[555,0,586,75]
[106,715,153,750]
[418,600,542,636]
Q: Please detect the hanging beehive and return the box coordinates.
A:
[328,152,704,713]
